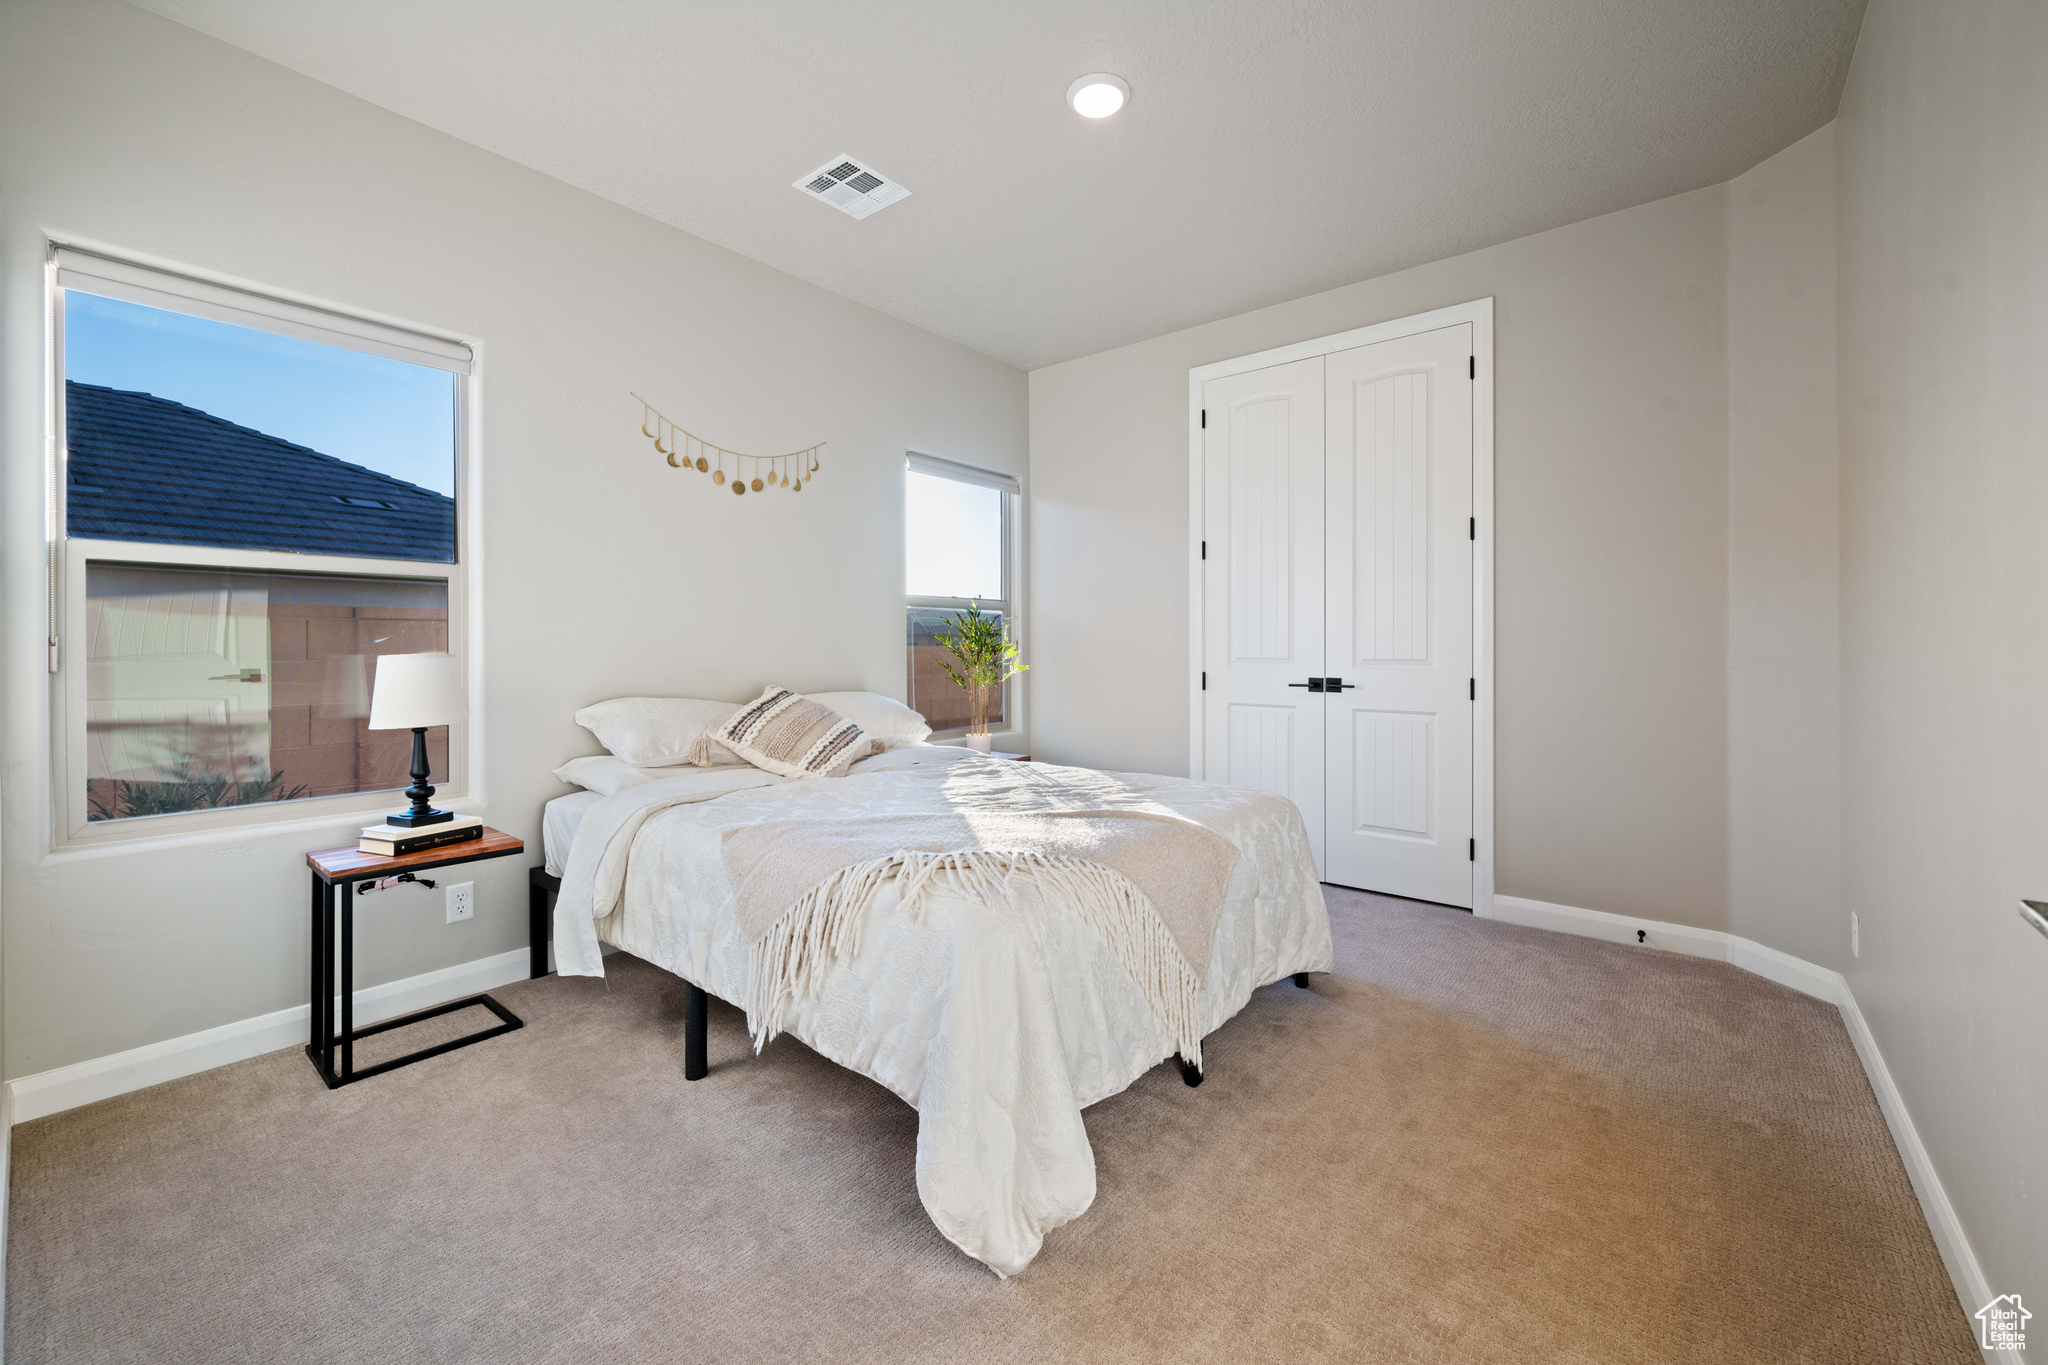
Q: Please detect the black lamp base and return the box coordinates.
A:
[384,725,453,828]
[384,807,456,829]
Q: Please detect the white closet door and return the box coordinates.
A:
[1202,356,1327,873]
[1323,324,1473,905]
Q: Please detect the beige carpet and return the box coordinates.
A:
[7,888,1975,1363]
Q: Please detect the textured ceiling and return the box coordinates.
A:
[133,0,1866,370]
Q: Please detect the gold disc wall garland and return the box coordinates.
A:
[632,394,823,498]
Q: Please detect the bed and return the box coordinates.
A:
[533,745,1331,1276]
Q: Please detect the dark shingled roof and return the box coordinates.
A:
[64,381,455,563]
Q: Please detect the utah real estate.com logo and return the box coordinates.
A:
[1976,1294,2029,1353]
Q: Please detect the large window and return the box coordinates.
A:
[50,248,472,841]
[905,453,1019,734]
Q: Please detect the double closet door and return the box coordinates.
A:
[1200,323,1474,907]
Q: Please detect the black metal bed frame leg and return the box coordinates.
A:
[1175,1054,1203,1087]
[526,863,703,1079]
[1293,972,1310,988]
[682,982,708,1081]
[528,875,553,980]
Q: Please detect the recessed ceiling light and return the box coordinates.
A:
[1066,73,1129,119]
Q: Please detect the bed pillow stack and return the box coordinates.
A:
[562,690,933,790]
[704,687,874,779]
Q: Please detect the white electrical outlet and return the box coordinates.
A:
[1851,911,1860,958]
[447,881,474,924]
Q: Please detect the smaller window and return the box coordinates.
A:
[904,453,1019,735]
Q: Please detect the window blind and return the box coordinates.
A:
[54,247,473,375]
[906,451,1020,496]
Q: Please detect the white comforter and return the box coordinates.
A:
[552,746,1331,1275]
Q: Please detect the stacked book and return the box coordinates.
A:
[359,816,484,857]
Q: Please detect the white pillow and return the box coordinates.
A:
[573,697,740,767]
[552,754,707,796]
[804,691,932,750]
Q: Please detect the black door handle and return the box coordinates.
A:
[1326,677,1356,690]
[1286,679,1325,692]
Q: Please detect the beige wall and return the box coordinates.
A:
[1031,189,1734,930]
[0,0,1025,1075]
[1836,0,2048,1303]
[1726,126,1842,969]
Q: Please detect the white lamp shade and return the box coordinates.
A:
[368,653,467,730]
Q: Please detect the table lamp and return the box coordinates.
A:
[367,653,467,828]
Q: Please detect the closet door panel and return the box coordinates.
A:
[1201,356,1326,873]
[1325,324,1473,905]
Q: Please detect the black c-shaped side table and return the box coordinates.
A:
[304,828,526,1088]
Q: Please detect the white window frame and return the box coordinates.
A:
[905,452,1023,741]
[46,244,477,849]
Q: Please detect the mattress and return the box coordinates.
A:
[542,790,603,876]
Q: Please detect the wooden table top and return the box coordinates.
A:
[307,827,525,882]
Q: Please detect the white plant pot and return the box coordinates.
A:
[965,733,994,754]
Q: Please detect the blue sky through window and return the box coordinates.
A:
[64,290,457,497]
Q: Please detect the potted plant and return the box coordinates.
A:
[935,602,1028,753]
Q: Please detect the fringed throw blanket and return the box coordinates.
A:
[719,758,1240,1065]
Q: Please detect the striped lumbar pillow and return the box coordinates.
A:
[699,687,873,779]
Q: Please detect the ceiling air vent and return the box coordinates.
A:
[794,155,911,220]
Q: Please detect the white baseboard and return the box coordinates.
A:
[1723,932,1846,1003]
[1488,893,1736,966]
[1483,893,2004,1352]
[4,945,542,1125]
[1834,983,2008,1359]
[0,1079,11,1358]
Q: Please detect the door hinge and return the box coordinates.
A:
[1469,677,1475,701]
[1200,408,1206,428]
[1469,517,1475,540]
[1469,355,1475,379]
[1201,540,1206,559]
[1201,671,1206,690]
[1469,838,1476,862]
